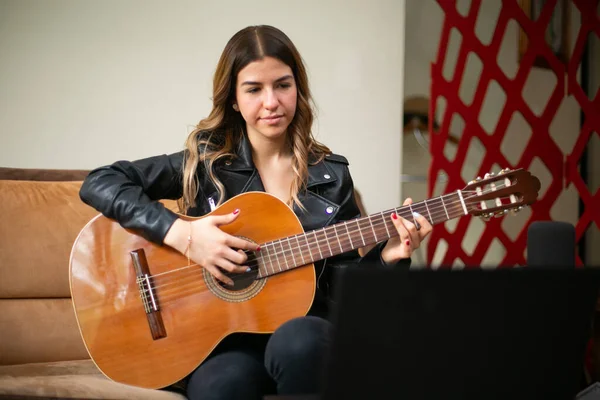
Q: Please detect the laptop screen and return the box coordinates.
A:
[322,267,600,400]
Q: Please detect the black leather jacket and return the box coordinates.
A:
[79,134,410,317]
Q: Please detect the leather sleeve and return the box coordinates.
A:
[79,151,187,245]
[326,160,411,269]
[359,242,411,269]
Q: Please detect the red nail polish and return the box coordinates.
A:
[233,209,240,215]
[405,240,410,246]
[391,213,398,220]
[256,245,261,252]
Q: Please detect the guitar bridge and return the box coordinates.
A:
[130,249,167,340]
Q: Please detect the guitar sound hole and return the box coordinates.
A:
[217,249,259,291]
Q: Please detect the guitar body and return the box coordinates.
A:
[69,192,316,389]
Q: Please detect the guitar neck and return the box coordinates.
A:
[256,191,468,278]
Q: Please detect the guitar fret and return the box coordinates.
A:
[260,243,269,274]
[368,216,378,242]
[323,227,333,256]
[344,221,355,250]
[424,199,433,224]
[295,235,306,265]
[379,216,387,239]
[273,243,282,272]
[313,231,323,260]
[287,237,297,267]
[356,219,366,246]
[278,240,288,271]
[440,195,450,220]
[306,234,315,262]
[266,244,276,275]
[333,225,343,253]
[381,212,391,238]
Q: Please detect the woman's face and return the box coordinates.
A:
[234,56,298,143]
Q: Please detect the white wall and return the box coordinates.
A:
[0,0,406,217]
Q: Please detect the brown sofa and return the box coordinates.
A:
[0,167,186,399]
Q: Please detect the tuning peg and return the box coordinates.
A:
[484,172,495,179]
[494,209,508,218]
[510,206,523,216]
[469,176,482,184]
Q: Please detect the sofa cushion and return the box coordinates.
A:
[0,175,182,299]
[0,179,98,298]
[0,298,89,365]
[0,360,186,399]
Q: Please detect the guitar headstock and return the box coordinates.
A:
[462,168,541,221]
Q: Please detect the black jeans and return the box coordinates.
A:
[186,315,333,400]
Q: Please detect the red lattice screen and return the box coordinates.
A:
[428,0,600,267]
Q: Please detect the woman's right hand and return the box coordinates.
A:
[164,209,259,286]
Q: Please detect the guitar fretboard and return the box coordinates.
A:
[256,191,468,278]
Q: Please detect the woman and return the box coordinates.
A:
[79,24,432,400]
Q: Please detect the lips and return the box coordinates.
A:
[261,115,283,124]
[262,115,283,120]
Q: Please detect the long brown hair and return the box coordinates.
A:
[180,25,330,213]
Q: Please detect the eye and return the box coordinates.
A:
[246,87,260,94]
[278,83,292,89]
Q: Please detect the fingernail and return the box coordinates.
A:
[246,267,252,272]
[412,212,422,218]
[228,280,234,286]
[391,213,398,220]
[256,245,261,252]
[405,240,410,246]
[233,209,240,215]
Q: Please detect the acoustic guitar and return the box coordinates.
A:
[69,168,540,389]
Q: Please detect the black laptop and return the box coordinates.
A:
[319,266,600,400]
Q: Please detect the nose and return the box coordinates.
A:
[262,88,279,110]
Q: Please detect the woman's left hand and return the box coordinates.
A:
[381,197,433,265]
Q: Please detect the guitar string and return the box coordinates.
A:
[148,267,315,309]
[140,209,520,305]
[143,188,483,291]
[148,186,489,285]
[144,184,514,293]
[147,269,267,309]
[140,194,510,307]
[138,183,518,297]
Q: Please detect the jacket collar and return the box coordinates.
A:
[306,158,337,188]
[220,133,338,188]
[220,133,255,172]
